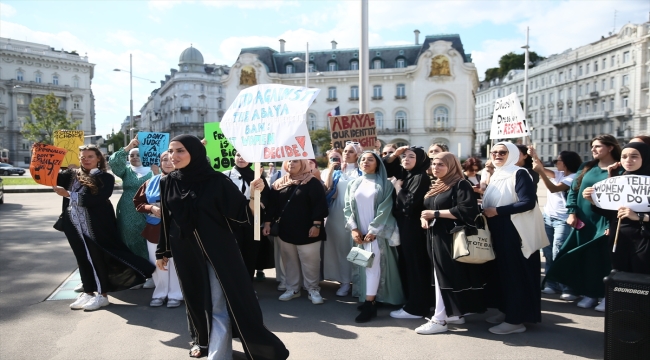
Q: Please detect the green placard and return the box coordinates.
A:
[204,122,236,172]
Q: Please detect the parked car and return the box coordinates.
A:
[0,177,4,204]
[0,163,25,176]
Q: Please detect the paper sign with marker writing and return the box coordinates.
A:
[489,93,529,139]
[53,130,84,167]
[137,132,170,166]
[204,122,236,171]
[220,84,320,162]
[329,112,377,150]
[591,175,650,212]
[30,143,66,186]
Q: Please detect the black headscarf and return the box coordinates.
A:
[622,142,650,176]
[169,134,218,183]
[402,146,430,192]
[234,151,255,186]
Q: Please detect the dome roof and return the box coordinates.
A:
[179,46,204,65]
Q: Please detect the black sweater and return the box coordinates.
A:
[270,178,328,245]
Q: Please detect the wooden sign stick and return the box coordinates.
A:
[612,217,622,253]
[254,162,261,241]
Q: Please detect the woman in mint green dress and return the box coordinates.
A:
[108,138,153,260]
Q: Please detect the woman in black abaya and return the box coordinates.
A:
[157,135,289,359]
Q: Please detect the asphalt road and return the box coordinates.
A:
[0,190,606,360]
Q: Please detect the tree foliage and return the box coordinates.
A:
[309,128,332,156]
[484,51,546,82]
[23,93,81,145]
[105,130,125,152]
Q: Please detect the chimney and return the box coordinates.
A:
[279,39,286,53]
[331,40,338,50]
[414,29,420,45]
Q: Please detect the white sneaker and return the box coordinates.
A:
[336,283,351,297]
[143,278,155,289]
[489,322,526,335]
[415,318,448,334]
[70,293,94,310]
[278,290,300,301]
[150,298,164,307]
[595,299,606,312]
[560,293,578,301]
[73,283,84,293]
[82,295,109,311]
[577,296,598,308]
[389,308,423,319]
[308,289,324,304]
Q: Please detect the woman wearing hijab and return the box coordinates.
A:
[133,151,183,308]
[415,152,486,334]
[269,159,328,304]
[582,142,650,311]
[55,145,154,311]
[383,146,433,319]
[109,138,154,267]
[157,135,289,359]
[323,143,363,296]
[482,141,542,335]
[343,151,404,323]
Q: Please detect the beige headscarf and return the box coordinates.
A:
[272,159,315,190]
[424,152,465,199]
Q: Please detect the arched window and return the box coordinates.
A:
[35,72,42,83]
[373,59,383,69]
[309,113,317,130]
[396,57,406,68]
[375,111,383,129]
[349,109,359,115]
[73,77,79,88]
[327,61,337,71]
[396,111,407,132]
[350,60,359,70]
[52,75,59,85]
[285,64,294,74]
[433,106,449,129]
[16,70,23,81]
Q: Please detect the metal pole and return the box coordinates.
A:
[129,53,134,144]
[359,0,369,114]
[305,42,309,88]
[522,27,529,145]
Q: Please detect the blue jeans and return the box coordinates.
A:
[543,213,572,293]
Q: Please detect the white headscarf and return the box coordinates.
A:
[482,142,525,208]
[129,148,151,178]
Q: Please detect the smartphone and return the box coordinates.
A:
[333,164,341,171]
[575,219,585,230]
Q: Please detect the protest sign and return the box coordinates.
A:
[220,84,320,162]
[329,112,377,150]
[137,132,170,166]
[591,175,650,212]
[30,143,66,186]
[53,130,84,167]
[204,122,236,171]
[489,93,529,139]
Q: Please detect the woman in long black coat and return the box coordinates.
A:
[157,135,289,359]
[384,146,433,319]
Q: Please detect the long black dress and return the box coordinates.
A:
[158,172,289,360]
[58,169,154,293]
[425,180,487,317]
[485,170,542,324]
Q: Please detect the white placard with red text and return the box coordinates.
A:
[489,92,530,139]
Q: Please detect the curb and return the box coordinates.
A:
[5,185,123,193]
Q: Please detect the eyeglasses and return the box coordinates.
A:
[490,151,508,157]
[330,157,341,163]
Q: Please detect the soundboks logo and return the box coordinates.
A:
[613,287,649,295]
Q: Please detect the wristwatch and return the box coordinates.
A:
[434,211,440,219]
[313,224,322,229]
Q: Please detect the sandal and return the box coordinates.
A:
[189,344,206,358]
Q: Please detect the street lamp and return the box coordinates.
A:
[291,43,322,88]
[113,53,156,145]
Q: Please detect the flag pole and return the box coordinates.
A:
[254,162,261,241]
[522,26,530,145]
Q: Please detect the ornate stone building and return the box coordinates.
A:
[0,37,96,166]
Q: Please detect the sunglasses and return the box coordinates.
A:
[330,157,341,163]
[490,151,508,157]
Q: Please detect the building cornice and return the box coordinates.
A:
[0,50,95,69]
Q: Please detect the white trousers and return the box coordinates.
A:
[207,265,233,360]
[272,236,286,285]
[147,241,183,301]
[279,239,321,292]
[363,240,381,296]
[432,267,460,323]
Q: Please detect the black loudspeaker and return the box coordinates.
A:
[603,270,650,360]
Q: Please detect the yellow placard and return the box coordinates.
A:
[53,130,84,167]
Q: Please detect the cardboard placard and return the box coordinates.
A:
[30,143,66,186]
[329,112,377,149]
[489,93,529,139]
[53,130,84,167]
[204,122,237,171]
[137,132,170,166]
[220,84,320,162]
[591,175,650,212]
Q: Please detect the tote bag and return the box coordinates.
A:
[452,214,495,264]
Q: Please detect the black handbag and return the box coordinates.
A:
[269,185,300,237]
[53,214,64,232]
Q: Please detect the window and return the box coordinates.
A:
[622,96,629,108]
[183,83,189,91]
[610,77,615,89]
[542,77,545,86]
[308,113,317,130]
[569,68,573,78]
[610,98,614,110]
[541,129,545,140]
[52,75,59,85]
[592,102,597,112]
[396,84,405,97]
[73,100,80,110]
[184,115,189,124]
[601,79,606,91]
[586,83,590,93]
[375,111,384,128]
[16,94,25,105]
[350,86,359,99]
[17,71,23,81]
[373,59,382,69]
[73,77,79,87]
[623,51,630,63]
[350,60,359,70]
[373,85,382,98]
[285,64,294,74]
[541,95,545,105]
[559,90,563,100]
[602,58,606,69]
[433,106,449,129]
[35,73,42,83]
[601,100,605,111]
[309,63,316,72]
[578,85,582,96]
[396,58,406,68]
[218,99,223,109]
[586,63,590,74]
[594,61,598,72]
[327,61,337,71]
[622,74,629,86]
[550,93,554,103]
[200,84,204,93]
[535,96,538,105]
[396,111,407,131]
[578,104,582,115]
[578,66,583,76]
[328,87,336,99]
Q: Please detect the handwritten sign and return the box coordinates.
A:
[137,132,169,166]
[489,93,529,139]
[204,122,236,171]
[220,84,320,162]
[53,130,84,167]
[30,143,66,186]
[329,112,377,150]
[591,175,650,212]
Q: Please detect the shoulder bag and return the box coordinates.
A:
[346,241,375,268]
[269,184,300,236]
[452,214,494,264]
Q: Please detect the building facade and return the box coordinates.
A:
[0,38,96,166]
[475,22,650,162]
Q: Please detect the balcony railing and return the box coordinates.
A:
[326,97,337,102]
[371,96,383,100]
[180,106,191,112]
[377,128,409,135]
[395,95,407,100]
[349,97,359,101]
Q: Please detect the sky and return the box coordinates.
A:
[1,0,648,137]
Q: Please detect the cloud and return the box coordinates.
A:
[471,39,523,80]
[201,0,297,10]
[0,2,16,18]
[147,15,162,23]
[105,30,141,48]
[147,0,191,11]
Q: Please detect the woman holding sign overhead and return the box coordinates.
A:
[108,138,154,270]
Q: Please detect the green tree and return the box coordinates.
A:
[309,128,332,156]
[105,130,125,152]
[23,93,81,144]
[484,51,546,82]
